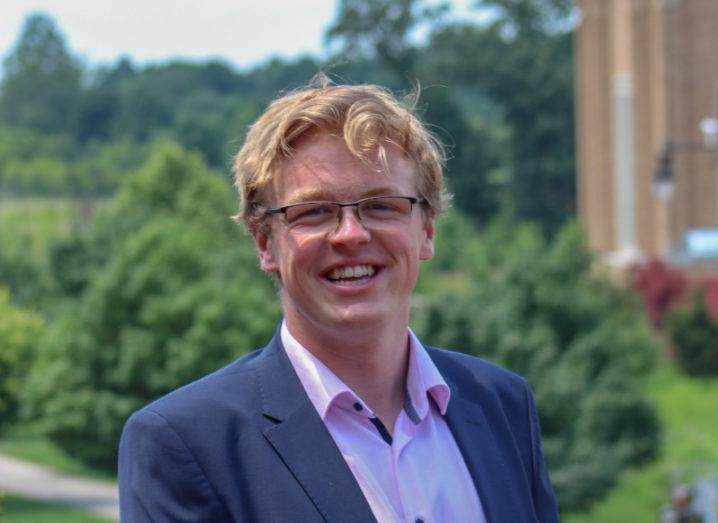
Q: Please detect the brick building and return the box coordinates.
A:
[576,0,718,268]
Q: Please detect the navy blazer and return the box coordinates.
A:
[118,331,558,522]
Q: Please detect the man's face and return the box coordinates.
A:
[252,131,435,339]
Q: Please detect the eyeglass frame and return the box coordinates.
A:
[261,195,427,231]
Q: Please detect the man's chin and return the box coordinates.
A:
[329,302,404,329]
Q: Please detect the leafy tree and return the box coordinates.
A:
[412,220,660,513]
[424,0,576,232]
[0,13,83,133]
[415,86,502,223]
[325,0,448,74]
[76,58,136,143]
[0,288,44,432]
[25,144,280,469]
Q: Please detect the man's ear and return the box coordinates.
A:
[253,231,280,273]
[419,212,435,261]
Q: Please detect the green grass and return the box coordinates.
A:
[0,431,115,482]
[0,494,113,523]
[564,364,718,523]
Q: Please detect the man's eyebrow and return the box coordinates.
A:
[285,189,333,203]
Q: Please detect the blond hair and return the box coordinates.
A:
[232,76,450,232]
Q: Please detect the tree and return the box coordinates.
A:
[423,0,576,232]
[412,220,660,513]
[325,0,448,74]
[0,288,44,433]
[24,144,280,469]
[0,13,83,133]
[415,87,502,223]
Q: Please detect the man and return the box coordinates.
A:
[118,79,559,522]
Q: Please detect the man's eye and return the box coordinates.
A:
[289,204,335,222]
[362,199,403,214]
[365,203,395,212]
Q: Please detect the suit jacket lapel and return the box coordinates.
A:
[257,334,377,523]
[432,351,527,523]
[444,394,523,523]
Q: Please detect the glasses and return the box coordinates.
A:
[263,195,425,232]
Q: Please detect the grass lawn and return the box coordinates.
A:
[0,494,113,523]
[564,363,718,523]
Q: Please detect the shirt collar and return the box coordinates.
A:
[406,328,450,416]
[281,321,451,421]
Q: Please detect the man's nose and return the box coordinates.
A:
[329,206,371,245]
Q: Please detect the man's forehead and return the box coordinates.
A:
[287,129,410,166]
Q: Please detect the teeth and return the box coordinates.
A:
[328,265,376,280]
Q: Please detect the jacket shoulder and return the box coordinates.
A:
[426,346,528,387]
[133,345,267,426]
[425,346,533,411]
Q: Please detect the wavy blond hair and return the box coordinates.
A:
[232,75,450,232]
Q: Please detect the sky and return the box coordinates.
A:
[0,0,487,72]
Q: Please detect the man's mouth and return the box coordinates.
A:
[325,264,377,285]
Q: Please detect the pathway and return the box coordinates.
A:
[0,453,119,520]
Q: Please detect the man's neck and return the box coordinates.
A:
[284,315,410,433]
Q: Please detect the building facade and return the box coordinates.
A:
[576,0,718,267]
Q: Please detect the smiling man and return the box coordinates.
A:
[118,79,559,522]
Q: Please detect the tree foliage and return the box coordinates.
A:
[413,219,660,513]
[326,0,448,73]
[24,144,280,469]
[0,13,82,133]
[0,288,44,433]
[423,0,576,231]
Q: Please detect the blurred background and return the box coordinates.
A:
[0,0,716,521]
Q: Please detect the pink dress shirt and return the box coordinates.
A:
[281,322,487,523]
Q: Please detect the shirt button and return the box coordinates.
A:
[415,518,425,523]
[353,402,363,412]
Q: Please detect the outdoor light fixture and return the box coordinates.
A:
[652,144,675,201]
[652,118,718,201]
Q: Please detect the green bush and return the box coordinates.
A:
[665,290,718,376]
[24,144,280,470]
[413,220,661,514]
[0,288,44,432]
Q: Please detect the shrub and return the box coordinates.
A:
[665,289,718,376]
[631,259,687,329]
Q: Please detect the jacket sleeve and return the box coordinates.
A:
[524,381,560,523]
[118,408,228,522]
